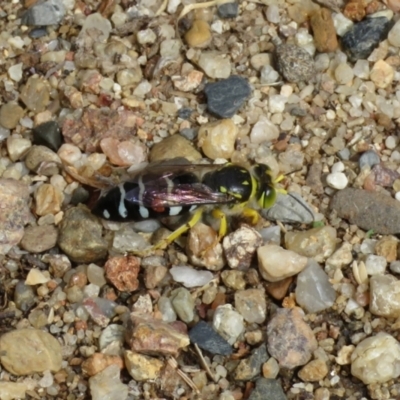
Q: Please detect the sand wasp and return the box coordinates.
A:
[89,158,283,251]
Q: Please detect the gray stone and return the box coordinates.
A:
[89,364,128,400]
[32,121,62,152]
[342,16,393,61]
[359,150,380,169]
[22,0,66,26]
[217,2,239,18]
[204,76,251,118]
[234,343,269,381]
[262,192,315,224]
[248,378,287,400]
[295,259,336,313]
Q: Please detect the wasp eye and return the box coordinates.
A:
[259,187,276,208]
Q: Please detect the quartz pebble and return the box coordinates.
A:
[326,172,348,189]
[257,244,307,282]
[20,224,58,253]
[351,332,400,384]
[235,289,266,324]
[0,382,30,400]
[169,266,214,288]
[78,13,112,43]
[204,76,251,118]
[0,329,62,375]
[370,59,394,89]
[20,76,50,113]
[250,116,279,144]
[295,259,336,313]
[149,134,201,162]
[34,184,63,216]
[198,119,237,159]
[388,19,400,47]
[370,274,400,318]
[170,287,195,323]
[124,351,163,381]
[89,364,128,400]
[213,304,245,345]
[365,254,387,275]
[198,51,231,79]
[7,135,31,162]
[0,102,24,129]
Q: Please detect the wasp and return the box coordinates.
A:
[89,158,283,251]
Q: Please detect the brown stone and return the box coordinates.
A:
[265,277,293,300]
[375,236,398,262]
[310,8,338,53]
[298,359,329,382]
[81,353,124,376]
[105,256,140,292]
[125,313,190,357]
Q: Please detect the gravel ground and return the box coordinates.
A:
[1,0,400,399]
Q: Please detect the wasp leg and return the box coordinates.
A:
[211,208,228,238]
[152,208,204,250]
[242,208,260,225]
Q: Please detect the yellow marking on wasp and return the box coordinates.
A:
[219,186,227,193]
[212,208,228,238]
[242,208,260,225]
[242,180,250,185]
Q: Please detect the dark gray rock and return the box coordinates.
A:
[341,16,393,61]
[70,186,90,206]
[359,150,380,169]
[189,321,233,355]
[331,188,400,234]
[22,0,66,26]
[29,27,48,39]
[177,107,193,120]
[217,2,239,18]
[33,121,62,152]
[234,343,269,381]
[248,378,287,400]
[204,76,251,118]
[262,192,315,224]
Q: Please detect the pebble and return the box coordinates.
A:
[89,364,128,400]
[124,351,163,381]
[295,259,336,313]
[266,4,280,24]
[263,192,315,224]
[218,2,239,18]
[298,359,329,382]
[198,51,231,79]
[104,256,140,292]
[370,274,400,318]
[34,183,63,216]
[125,313,190,357]
[0,329,62,375]
[21,0,66,26]
[204,75,251,118]
[25,145,61,176]
[260,65,280,84]
[20,76,50,113]
[213,304,245,345]
[222,225,263,270]
[351,332,400,384]
[274,42,315,83]
[112,226,149,254]
[331,188,400,234]
[0,179,31,254]
[388,19,400,47]
[257,243,308,282]
[326,242,353,269]
[169,266,214,288]
[32,121,62,152]
[149,134,202,162]
[78,13,112,43]
[250,116,280,144]
[20,224,58,253]
[189,321,233,356]
[326,171,348,189]
[310,8,338,52]
[370,59,394,89]
[262,357,279,379]
[184,20,212,48]
[335,61,354,84]
[170,287,195,323]
[87,263,107,287]
[285,226,337,262]
[14,280,35,311]
[234,343,269,381]
[248,378,287,400]
[100,138,146,167]
[221,270,246,290]
[57,206,108,263]
[267,307,318,369]
[25,268,49,285]
[0,382,30,400]
[172,70,203,92]
[0,102,24,129]
[341,16,392,60]
[375,236,398,262]
[7,135,31,162]
[99,324,126,355]
[365,254,387,275]
[359,150,380,169]
[198,119,238,159]
[158,296,177,322]
[82,353,124,376]
[235,289,266,324]
[144,264,168,289]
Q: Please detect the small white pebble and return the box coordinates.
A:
[326,110,336,120]
[395,191,400,201]
[331,161,345,173]
[385,135,398,150]
[326,172,348,190]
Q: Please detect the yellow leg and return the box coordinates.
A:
[212,208,228,238]
[242,208,260,225]
[152,208,203,250]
